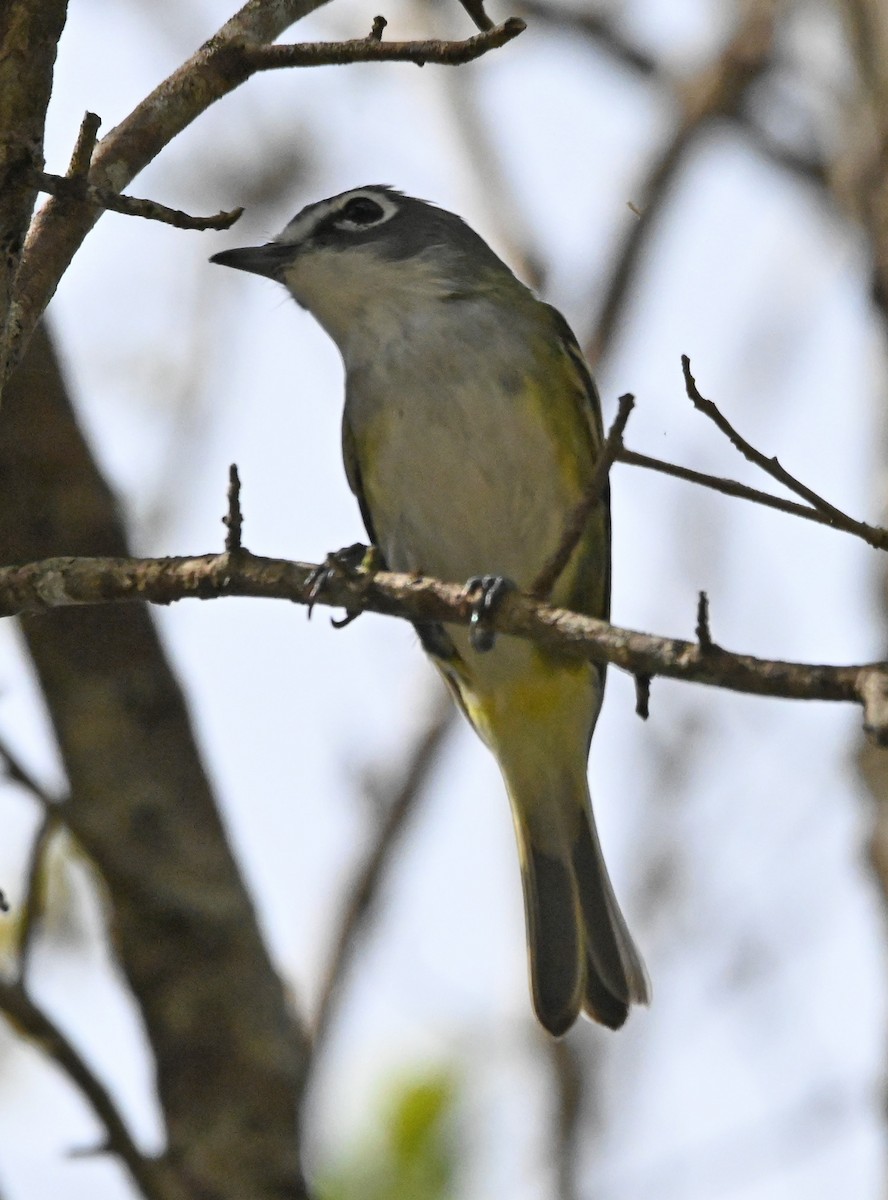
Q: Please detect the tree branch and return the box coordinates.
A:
[682,355,888,549]
[0,981,178,1200]
[30,169,243,231]
[616,447,860,531]
[0,0,68,386]
[0,549,884,729]
[1,323,310,1200]
[242,17,525,70]
[458,0,496,33]
[4,4,524,382]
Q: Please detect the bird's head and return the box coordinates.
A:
[210,185,514,351]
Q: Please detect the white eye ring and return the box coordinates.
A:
[332,191,399,231]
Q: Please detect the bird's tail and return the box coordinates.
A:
[508,770,650,1036]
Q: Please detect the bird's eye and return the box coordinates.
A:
[339,196,386,226]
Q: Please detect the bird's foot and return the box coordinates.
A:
[306,542,379,626]
[466,574,516,652]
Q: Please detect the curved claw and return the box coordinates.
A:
[305,542,372,621]
[467,574,516,652]
[331,609,361,630]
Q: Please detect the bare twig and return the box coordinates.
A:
[696,591,715,652]
[6,6,525,382]
[307,692,455,1074]
[682,355,888,549]
[0,981,173,1200]
[369,14,387,40]
[532,394,634,599]
[243,18,525,70]
[634,673,652,720]
[458,0,495,32]
[0,0,67,387]
[223,464,243,554]
[7,0,326,378]
[0,550,885,723]
[66,112,101,179]
[617,448,852,530]
[31,171,243,231]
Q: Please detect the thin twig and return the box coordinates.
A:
[458,0,495,32]
[66,112,101,179]
[696,591,715,652]
[31,171,243,231]
[617,448,849,529]
[0,981,170,1199]
[223,464,243,554]
[5,5,522,382]
[4,1,336,382]
[306,693,455,1081]
[634,673,652,720]
[531,394,634,599]
[243,18,525,69]
[682,355,888,549]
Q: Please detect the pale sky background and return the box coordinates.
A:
[1,1,887,1197]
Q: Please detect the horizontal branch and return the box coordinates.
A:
[240,17,526,70]
[1,550,886,737]
[31,170,243,231]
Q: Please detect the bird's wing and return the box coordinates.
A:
[341,412,381,555]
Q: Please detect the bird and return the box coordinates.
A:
[210,185,649,1035]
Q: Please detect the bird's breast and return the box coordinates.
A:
[343,310,589,590]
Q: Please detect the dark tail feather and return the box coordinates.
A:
[572,806,650,1025]
[516,792,649,1036]
[582,962,631,1030]
[521,843,585,1036]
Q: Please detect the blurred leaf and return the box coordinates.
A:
[319,1067,459,1200]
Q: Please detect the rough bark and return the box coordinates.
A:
[0,324,310,1199]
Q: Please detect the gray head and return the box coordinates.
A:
[210,186,520,349]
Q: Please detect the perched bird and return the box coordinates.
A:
[211,186,649,1035]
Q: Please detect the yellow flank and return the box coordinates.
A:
[522,345,595,498]
[458,648,594,765]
